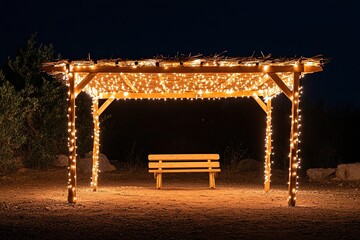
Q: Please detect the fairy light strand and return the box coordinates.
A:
[43,58,323,206]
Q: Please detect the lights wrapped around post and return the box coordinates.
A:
[288,72,301,206]
[264,99,272,192]
[91,98,100,191]
[67,72,77,203]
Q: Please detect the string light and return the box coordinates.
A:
[45,57,323,205]
[91,98,100,191]
[264,98,273,192]
[287,73,302,207]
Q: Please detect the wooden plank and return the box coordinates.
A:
[42,64,322,74]
[252,95,267,113]
[149,169,221,173]
[149,154,219,160]
[304,65,323,73]
[149,162,220,169]
[98,91,257,99]
[43,64,323,74]
[97,98,114,116]
[268,72,292,100]
[74,72,97,95]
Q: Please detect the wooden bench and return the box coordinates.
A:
[148,154,220,189]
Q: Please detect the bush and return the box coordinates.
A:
[22,80,68,168]
[0,74,28,174]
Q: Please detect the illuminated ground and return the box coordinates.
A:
[0,168,359,239]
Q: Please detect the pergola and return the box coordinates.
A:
[43,55,324,207]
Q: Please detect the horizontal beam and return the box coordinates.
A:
[43,64,322,74]
[98,91,258,99]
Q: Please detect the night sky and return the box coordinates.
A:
[1,0,359,162]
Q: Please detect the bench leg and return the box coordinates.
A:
[209,173,216,189]
[156,173,162,189]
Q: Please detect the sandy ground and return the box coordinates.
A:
[0,168,359,240]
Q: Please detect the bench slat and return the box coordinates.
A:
[148,154,219,161]
[149,162,220,169]
[149,169,221,173]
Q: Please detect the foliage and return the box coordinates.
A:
[22,80,68,168]
[0,73,28,174]
[7,34,53,89]
[0,34,102,170]
[1,34,69,169]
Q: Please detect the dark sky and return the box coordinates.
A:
[1,0,359,106]
[1,0,359,163]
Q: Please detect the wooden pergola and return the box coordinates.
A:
[43,55,324,206]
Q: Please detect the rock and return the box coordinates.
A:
[17,168,31,174]
[237,159,261,172]
[335,163,360,181]
[54,155,68,167]
[77,152,116,173]
[306,168,336,182]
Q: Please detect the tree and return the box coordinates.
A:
[5,34,68,168]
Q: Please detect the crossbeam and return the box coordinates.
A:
[98,91,258,99]
[43,65,323,74]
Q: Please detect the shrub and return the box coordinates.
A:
[0,74,28,174]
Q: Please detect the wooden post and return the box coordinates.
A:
[67,71,77,203]
[264,99,272,192]
[157,160,162,189]
[288,72,301,207]
[91,98,100,191]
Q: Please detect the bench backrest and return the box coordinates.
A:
[148,154,220,172]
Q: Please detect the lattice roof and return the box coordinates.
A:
[43,55,324,99]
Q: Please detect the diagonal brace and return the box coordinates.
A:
[120,73,139,93]
[75,73,97,96]
[268,73,292,100]
[252,95,268,113]
[97,98,115,116]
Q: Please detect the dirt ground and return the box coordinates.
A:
[0,168,359,240]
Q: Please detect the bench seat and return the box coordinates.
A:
[148,154,220,189]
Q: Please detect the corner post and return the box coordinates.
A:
[264,99,272,192]
[67,69,77,203]
[288,72,301,206]
[91,98,100,191]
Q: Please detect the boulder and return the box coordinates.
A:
[335,163,360,181]
[54,155,68,167]
[77,152,116,173]
[237,159,261,173]
[306,168,336,182]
